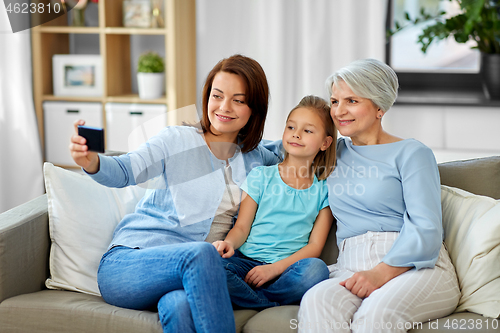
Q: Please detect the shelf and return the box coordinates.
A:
[37,26,101,34]
[35,27,167,35]
[43,94,168,104]
[32,0,196,162]
[104,27,167,35]
[42,95,104,102]
[36,27,168,35]
[106,94,168,104]
[54,165,82,170]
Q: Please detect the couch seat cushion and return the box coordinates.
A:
[0,290,162,333]
[408,312,500,333]
[241,306,498,333]
[0,289,259,333]
[244,305,299,332]
[235,309,259,332]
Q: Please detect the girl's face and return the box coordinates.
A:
[330,80,383,145]
[207,72,252,139]
[282,107,332,159]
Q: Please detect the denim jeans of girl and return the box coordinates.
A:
[97,242,235,333]
[222,251,329,309]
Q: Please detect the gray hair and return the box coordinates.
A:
[325,59,399,112]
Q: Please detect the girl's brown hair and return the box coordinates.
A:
[285,95,337,180]
[201,54,269,153]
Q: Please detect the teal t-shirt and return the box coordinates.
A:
[239,165,329,264]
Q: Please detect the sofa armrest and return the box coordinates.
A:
[0,195,50,303]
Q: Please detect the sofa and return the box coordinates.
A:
[0,156,499,333]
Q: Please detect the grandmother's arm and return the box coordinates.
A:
[342,144,442,298]
[382,144,443,270]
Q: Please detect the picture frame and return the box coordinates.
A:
[123,0,152,28]
[52,55,103,97]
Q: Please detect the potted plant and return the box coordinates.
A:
[389,0,500,99]
[137,51,165,99]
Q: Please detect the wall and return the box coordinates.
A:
[383,105,500,163]
[76,1,500,164]
[195,0,387,140]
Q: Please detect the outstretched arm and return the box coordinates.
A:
[213,192,257,258]
[245,206,334,288]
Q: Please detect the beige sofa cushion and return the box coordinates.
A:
[441,185,500,318]
[0,290,162,333]
[438,156,500,200]
[244,305,299,333]
[0,289,261,333]
[44,163,147,296]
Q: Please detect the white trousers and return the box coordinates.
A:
[298,232,460,333]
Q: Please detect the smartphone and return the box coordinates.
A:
[78,125,105,153]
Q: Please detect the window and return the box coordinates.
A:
[387,0,483,93]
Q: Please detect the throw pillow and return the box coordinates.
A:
[44,162,146,296]
[441,185,500,318]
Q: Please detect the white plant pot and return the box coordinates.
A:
[137,72,165,99]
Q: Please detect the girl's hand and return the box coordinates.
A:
[245,264,281,288]
[70,119,100,173]
[340,263,411,298]
[212,240,234,258]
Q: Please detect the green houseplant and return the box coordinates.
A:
[390,0,500,99]
[137,51,165,99]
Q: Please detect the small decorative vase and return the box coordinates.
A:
[71,8,86,27]
[481,53,500,100]
[151,0,164,28]
[137,72,165,99]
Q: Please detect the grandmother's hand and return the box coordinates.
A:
[340,262,411,298]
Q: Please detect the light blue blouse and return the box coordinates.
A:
[239,165,329,264]
[327,137,442,270]
[88,126,282,249]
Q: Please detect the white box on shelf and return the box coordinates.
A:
[43,101,103,166]
[105,103,168,152]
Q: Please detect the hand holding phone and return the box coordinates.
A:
[77,125,105,153]
[70,120,101,174]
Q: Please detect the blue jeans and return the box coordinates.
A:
[97,242,235,333]
[222,251,329,309]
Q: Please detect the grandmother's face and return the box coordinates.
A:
[330,80,383,145]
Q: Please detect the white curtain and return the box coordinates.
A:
[0,6,44,213]
[196,0,388,140]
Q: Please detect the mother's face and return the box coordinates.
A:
[330,80,384,144]
[207,71,252,137]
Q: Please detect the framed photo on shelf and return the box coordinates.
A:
[123,0,152,28]
[52,55,103,97]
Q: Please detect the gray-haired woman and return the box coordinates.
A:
[298,59,460,332]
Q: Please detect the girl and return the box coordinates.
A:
[298,59,460,332]
[69,54,281,333]
[213,95,336,309]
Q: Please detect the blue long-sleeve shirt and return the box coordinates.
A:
[327,138,442,270]
[88,126,281,249]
